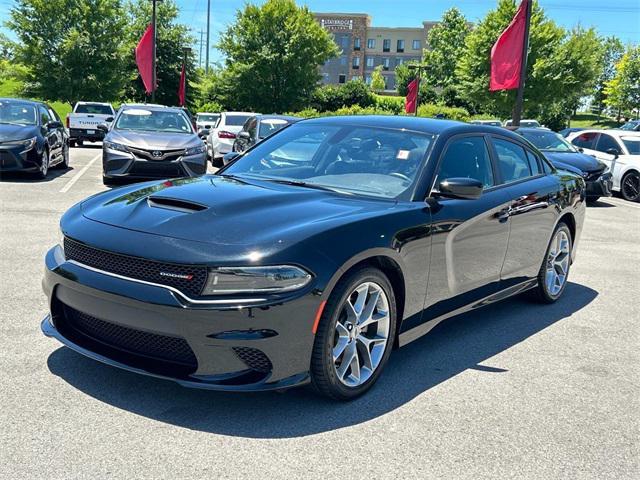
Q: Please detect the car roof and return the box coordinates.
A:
[513,127,553,133]
[257,114,301,122]
[570,129,640,137]
[120,104,183,113]
[222,111,255,116]
[76,101,112,105]
[197,112,219,116]
[0,97,45,107]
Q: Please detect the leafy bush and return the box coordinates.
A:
[417,104,470,122]
[310,80,375,112]
[291,102,470,122]
[196,101,223,113]
[374,95,404,114]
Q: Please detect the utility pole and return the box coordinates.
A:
[199,30,204,69]
[511,0,532,127]
[205,0,211,74]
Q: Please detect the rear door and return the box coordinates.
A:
[489,135,558,286]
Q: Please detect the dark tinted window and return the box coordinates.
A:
[571,132,598,149]
[526,150,541,175]
[438,136,494,188]
[39,106,51,125]
[259,119,290,138]
[75,104,113,115]
[595,134,621,153]
[493,138,532,183]
[225,114,252,126]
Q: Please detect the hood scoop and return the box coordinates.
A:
[147,196,208,214]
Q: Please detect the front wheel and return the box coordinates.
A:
[35,148,49,179]
[621,171,640,202]
[310,267,396,400]
[529,222,572,303]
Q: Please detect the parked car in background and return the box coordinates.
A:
[504,119,541,128]
[42,116,585,400]
[66,102,115,147]
[232,115,300,155]
[206,111,255,165]
[100,104,206,185]
[195,112,220,138]
[567,129,640,202]
[620,120,640,131]
[514,127,612,203]
[469,119,502,127]
[0,98,69,179]
[558,127,584,138]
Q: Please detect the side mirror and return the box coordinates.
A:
[437,177,483,200]
[96,123,109,133]
[105,116,114,123]
[577,147,584,153]
[198,128,209,138]
[223,152,240,165]
[46,120,63,129]
[606,148,620,159]
[237,131,250,140]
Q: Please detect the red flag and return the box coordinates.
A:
[177,63,186,106]
[405,78,418,114]
[135,24,155,94]
[490,0,529,91]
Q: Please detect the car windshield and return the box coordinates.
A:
[197,114,219,123]
[0,102,38,125]
[115,109,193,134]
[76,104,113,115]
[259,119,290,138]
[621,137,640,155]
[519,130,576,152]
[620,121,639,131]
[224,123,434,199]
[225,114,252,126]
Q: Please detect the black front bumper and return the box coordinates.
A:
[103,149,207,180]
[42,245,319,391]
[0,145,41,172]
[585,171,613,199]
[70,128,105,142]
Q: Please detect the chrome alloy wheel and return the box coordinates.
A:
[332,282,390,387]
[545,230,570,296]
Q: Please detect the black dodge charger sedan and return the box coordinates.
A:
[42,116,586,400]
[0,98,69,179]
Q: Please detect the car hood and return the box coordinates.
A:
[0,124,39,142]
[107,129,199,149]
[81,175,396,246]
[543,151,603,172]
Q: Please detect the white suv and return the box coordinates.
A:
[207,112,255,165]
[567,129,640,202]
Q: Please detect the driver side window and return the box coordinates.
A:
[437,136,494,189]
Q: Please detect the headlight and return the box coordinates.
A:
[2,136,37,151]
[184,144,206,156]
[104,140,129,152]
[202,265,312,295]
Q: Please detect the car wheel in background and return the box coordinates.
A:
[55,143,70,169]
[529,222,572,303]
[76,139,83,147]
[35,148,49,179]
[311,267,396,400]
[69,140,76,148]
[621,171,640,202]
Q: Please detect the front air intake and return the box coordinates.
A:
[147,196,207,213]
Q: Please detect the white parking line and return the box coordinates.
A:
[59,153,101,193]
[603,197,640,209]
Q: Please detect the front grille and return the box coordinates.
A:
[64,237,207,297]
[233,347,272,373]
[128,147,185,162]
[128,161,185,178]
[0,151,18,168]
[585,167,606,181]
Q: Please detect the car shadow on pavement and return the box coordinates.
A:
[47,282,597,438]
[0,167,73,183]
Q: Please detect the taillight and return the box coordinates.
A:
[218,131,236,139]
[65,115,69,128]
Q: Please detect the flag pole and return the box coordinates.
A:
[511,0,532,127]
[151,0,158,102]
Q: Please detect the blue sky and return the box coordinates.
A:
[1,0,639,66]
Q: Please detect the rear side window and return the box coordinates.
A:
[75,104,113,115]
[493,138,533,183]
[525,150,541,175]
[595,134,621,153]
[225,115,251,126]
[571,132,598,150]
[39,106,51,125]
[437,136,494,188]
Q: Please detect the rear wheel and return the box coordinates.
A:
[55,143,69,169]
[69,140,76,148]
[76,139,84,147]
[311,267,396,400]
[621,171,640,202]
[529,222,572,303]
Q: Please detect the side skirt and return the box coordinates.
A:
[398,279,538,347]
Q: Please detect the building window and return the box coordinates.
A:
[382,57,390,70]
[351,75,360,81]
[354,37,361,51]
[412,39,421,50]
[338,74,346,84]
[365,75,372,85]
[367,38,375,49]
[397,39,405,53]
[340,55,347,66]
[396,57,404,66]
[352,56,360,69]
[366,57,374,68]
[339,35,349,50]
[383,39,391,52]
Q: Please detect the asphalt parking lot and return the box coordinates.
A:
[1,145,639,479]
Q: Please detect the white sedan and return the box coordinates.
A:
[567,129,640,202]
[206,112,255,166]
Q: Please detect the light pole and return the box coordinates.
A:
[407,63,426,117]
[205,0,211,74]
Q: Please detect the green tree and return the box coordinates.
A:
[423,8,470,89]
[605,46,640,119]
[218,0,338,112]
[8,0,127,104]
[370,65,386,92]
[123,0,197,106]
[395,62,440,105]
[594,37,625,114]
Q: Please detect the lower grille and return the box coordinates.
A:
[59,305,197,371]
[585,167,606,181]
[63,237,207,297]
[233,347,272,373]
[128,161,185,178]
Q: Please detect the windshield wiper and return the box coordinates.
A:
[264,178,352,195]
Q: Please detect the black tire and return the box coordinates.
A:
[211,156,223,168]
[620,171,640,202]
[69,140,76,148]
[76,139,84,147]
[102,175,117,186]
[54,143,69,169]
[529,222,572,304]
[35,148,49,179]
[586,196,600,205]
[310,267,397,400]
